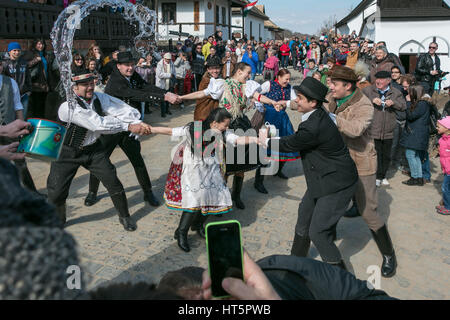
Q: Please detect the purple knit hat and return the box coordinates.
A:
[438,116,450,130]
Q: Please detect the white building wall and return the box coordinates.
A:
[157,0,231,41]
[375,20,450,88]
[231,12,266,41]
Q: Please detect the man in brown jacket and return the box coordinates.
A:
[363,70,406,187]
[221,50,237,79]
[194,56,222,121]
[326,66,397,278]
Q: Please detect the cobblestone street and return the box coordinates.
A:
[27,71,450,300]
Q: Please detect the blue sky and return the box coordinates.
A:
[258,0,450,35]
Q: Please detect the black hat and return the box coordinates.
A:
[206,56,222,68]
[375,70,391,79]
[117,51,135,64]
[293,77,329,103]
[71,69,97,84]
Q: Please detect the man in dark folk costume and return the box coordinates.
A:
[47,70,153,231]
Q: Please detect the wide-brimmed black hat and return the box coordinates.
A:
[375,70,391,79]
[205,56,222,68]
[71,69,97,84]
[293,77,329,103]
[117,51,135,64]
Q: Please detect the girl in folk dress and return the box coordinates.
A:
[149,108,260,252]
[179,62,281,210]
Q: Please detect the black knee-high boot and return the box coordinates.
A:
[232,175,245,209]
[291,233,311,257]
[85,174,100,206]
[111,192,136,232]
[191,213,208,239]
[254,168,268,194]
[370,225,397,278]
[135,166,160,207]
[15,160,37,192]
[174,211,196,252]
[55,204,67,226]
[277,161,288,179]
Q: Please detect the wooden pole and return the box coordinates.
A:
[228,0,231,40]
[213,0,217,35]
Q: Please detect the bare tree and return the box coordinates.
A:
[317,14,337,37]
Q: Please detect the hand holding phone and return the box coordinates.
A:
[206,220,244,298]
[202,249,281,300]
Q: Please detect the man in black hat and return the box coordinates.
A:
[362,70,406,187]
[47,70,153,231]
[259,77,359,270]
[83,51,180,208]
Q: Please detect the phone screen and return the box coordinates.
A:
[206,221,243,298]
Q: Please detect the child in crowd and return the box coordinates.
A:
[436,116,450,215]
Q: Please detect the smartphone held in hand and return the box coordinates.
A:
[206,220,244,299]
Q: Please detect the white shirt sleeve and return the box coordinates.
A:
[58,93,141,135]
[224,130,239,146]
[10,78,24,111]
[260,81,271,95]
[172,126,188,138]
[97,93,142,125]
[203,78,225,100]
[287,87,298,109]
[245,80,262,98]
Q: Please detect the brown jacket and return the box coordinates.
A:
[221,55,237,79]
[326,89,377,176]
[345,51,359,70]
[369,55,395,84]
[362,85,406,140]
[194,72,219,121]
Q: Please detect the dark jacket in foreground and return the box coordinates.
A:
[1,57,31,95]
[268,106,358,199]
[105,66,166,109]
[258,255,397,300]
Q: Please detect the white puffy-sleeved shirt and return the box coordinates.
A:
[203,78,262,102]
[58,92,142,147]
[254,80,298,111]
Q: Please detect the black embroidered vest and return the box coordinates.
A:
[59,95,105,149]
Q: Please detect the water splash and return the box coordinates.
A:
[50,0,157,122]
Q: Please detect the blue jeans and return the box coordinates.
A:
[281,56,289,68]
[443,174,450,209]
[21,94,29,119]
[250,73,256,80]
[405,149,422,179]
[418,150,431,180]
[257,60,265,74]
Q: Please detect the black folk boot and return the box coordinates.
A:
[254,168,268,194]
[84,174,100,207]
[370,225,397,278]
[190,213,208,239]
[135,167,160,207]
[291,233,311,257]
[232,175,245,209]
[111,192,137,232]
[55,204,67,226]
[174,211,196,252]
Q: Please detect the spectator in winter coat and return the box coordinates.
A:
[191,43,206,91]
[280,40,290,69]
[174,52,191,108]
[1,42,31,118]
[263,49,280,81]
[256,43,267,76]
[369,46,395,84]
[241,45,259,80]
[202,36,214,60]
[221,50,237,79]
